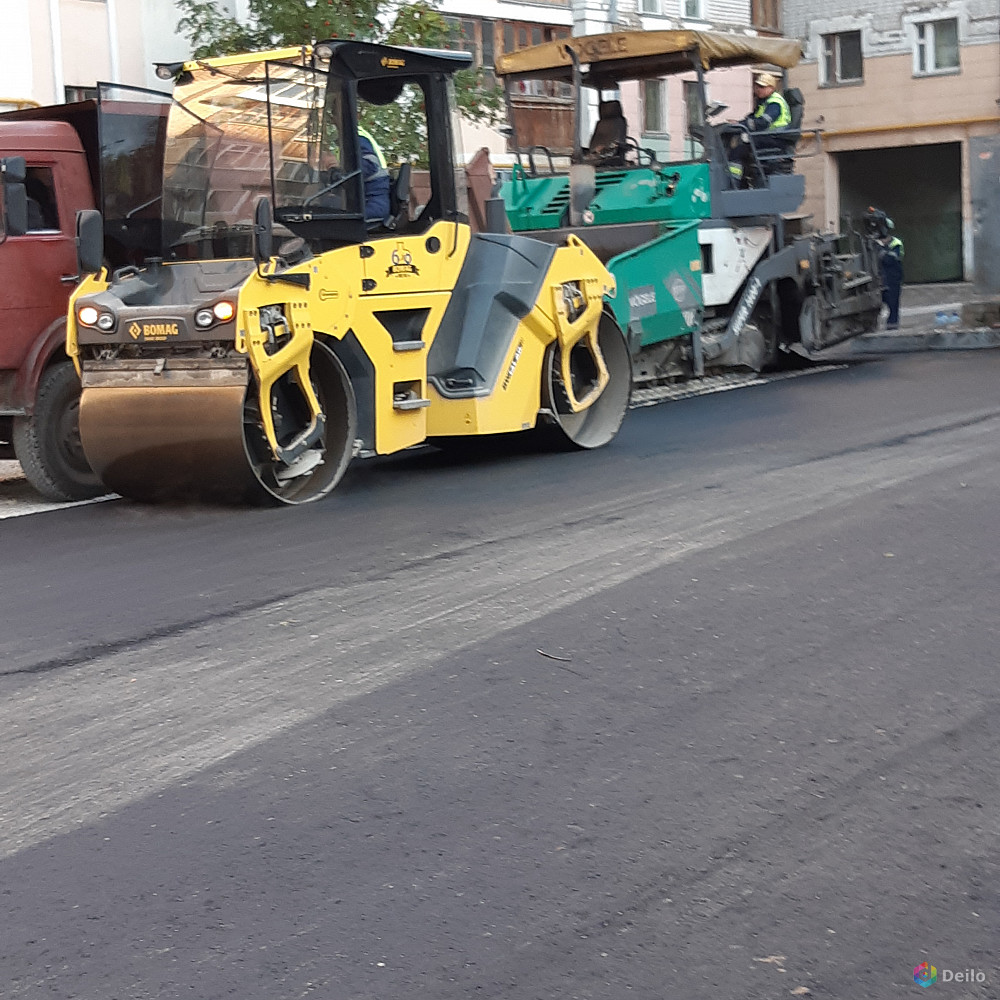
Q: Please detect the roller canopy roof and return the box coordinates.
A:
[495,29,803,85]
[176,41,472,80]
[313,40,473,79]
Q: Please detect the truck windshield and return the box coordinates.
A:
[99,55,359,267]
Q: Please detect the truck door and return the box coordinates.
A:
[0,162,79,373]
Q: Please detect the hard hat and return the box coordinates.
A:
[753,71,779,88]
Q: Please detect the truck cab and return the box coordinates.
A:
[1,108,103,500]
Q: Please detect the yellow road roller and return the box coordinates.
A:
[66,43,630,504]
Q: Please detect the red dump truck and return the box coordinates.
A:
[0,102,105,500]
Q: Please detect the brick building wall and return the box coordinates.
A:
[780,0,999,282]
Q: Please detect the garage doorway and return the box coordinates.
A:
[837,142,962,284]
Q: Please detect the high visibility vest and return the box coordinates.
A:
[753,92,791,131]
[887,236,904,259]
[359,126,387,169]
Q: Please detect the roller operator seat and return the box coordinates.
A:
[587,100,629,166]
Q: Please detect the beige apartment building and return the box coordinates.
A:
[439,0,771,167]
[783,1,1000,287]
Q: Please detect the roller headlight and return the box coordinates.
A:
[95,313,116,331]
[213,300,236,322]
[195,301,235,328]
[78,305,99,326]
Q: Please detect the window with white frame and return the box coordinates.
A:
[682,80,703,156]
[643,79,668,135]
[684,80,702,131]
[443,17,478,64]
[641,0,662,13]
[914,19,959,74]
[821,30,863,85]
[684,0,703,18]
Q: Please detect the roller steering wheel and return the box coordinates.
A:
[302,168,361,208]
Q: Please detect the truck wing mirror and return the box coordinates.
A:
[253,197,274,266]
[76,209,105,274]
[1,156,29,239]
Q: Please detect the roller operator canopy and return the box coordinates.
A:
[495,29,803,87]
[161,40,473,83]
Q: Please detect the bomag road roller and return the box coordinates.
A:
[66,43,630,504]
[493,30,884,381]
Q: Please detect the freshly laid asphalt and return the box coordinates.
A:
[0,348,998,999]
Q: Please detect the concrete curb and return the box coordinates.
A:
[848,328,1000,354]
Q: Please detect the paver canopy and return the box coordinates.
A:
[495,29,803,85]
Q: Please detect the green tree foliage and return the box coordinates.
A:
[175,0,504,163]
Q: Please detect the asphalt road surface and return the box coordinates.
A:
[1,350,997,1000]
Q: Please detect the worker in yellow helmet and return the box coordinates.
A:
[742,71,791,136]
[727,70,792,187]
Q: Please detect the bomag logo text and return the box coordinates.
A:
[380,57,406,69]
[131,322,180,341]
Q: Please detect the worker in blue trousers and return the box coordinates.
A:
[865,207,904,329]
[879,219,904,329]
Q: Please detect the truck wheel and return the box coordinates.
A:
[13,362,104,502]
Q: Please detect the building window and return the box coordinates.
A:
[751,0,781,33]
[683,80,703,156]
[643,79,667,135]
[684,0,703,18]
[65,85,97,103]
[684,81,701,131]
[821,31,863,85]
[641,0,662,13]
[503,21,572,99]
[503,20,568,52]
[443,17,479,64]
[461,19,477,57]
[914,19,959,74]
[480,20,496,83]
